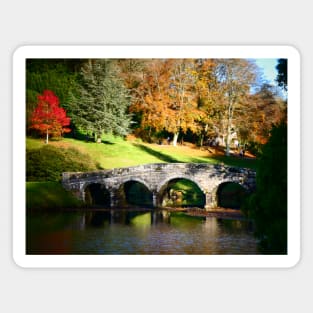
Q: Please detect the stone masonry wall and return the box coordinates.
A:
[62,163,256,209]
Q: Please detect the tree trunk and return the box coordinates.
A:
[225,123,231,156]
[225,100,233,156]
[200,124,207,148]
[46,129,49,144]
[96,131,102,143]
[173,132,179,146]
[148,126,152,143]
[96,136,102,143]
[200,134,204,148]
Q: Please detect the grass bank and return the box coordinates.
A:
[26,182,83,212]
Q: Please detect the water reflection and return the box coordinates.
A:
[26,210,259,255]
[83,210,174,227]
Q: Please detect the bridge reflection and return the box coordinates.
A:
[85,210,173,227]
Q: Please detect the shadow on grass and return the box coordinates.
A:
[180,153,257,169]
[133,143,181,163]
[101,140,115,145]
[210,155,258,169]
[86,138,115,145]
[66,130,115,145]
[186,157,214,164]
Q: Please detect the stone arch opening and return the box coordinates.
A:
[215,181,247,209]
[158,178,205,208]
[117,180,153,208]
[84,183,111,207]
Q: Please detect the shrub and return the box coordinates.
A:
[26,145,101,182]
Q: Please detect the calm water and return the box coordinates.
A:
[26,209,260,255]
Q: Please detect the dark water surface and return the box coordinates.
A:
[26,209,260,255]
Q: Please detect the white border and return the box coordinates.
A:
[13,45,301,268]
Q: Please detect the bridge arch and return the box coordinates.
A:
[210,180,249,209]
[83,182,111,207]
[115,178,153,208]
[157,175,206,194]
[157,176,206,208]
[116,177,152,193]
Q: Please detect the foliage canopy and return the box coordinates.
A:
[67,59,132,141]
[26,58,286,151]
[30,90,71,143]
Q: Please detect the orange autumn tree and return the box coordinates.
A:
[167,59,203,146]
[30,90,71,143]
[130,59,202,145]
[192,59,223,146]
[236,83,286,146]
[129,60,170,141]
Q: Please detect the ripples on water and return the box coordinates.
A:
[26,210,259,255]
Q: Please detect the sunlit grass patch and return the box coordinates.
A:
[26,136,257,171]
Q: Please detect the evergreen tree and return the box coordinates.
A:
[244,122,287,254]
[276,58,288,91]
[68,59,132,142]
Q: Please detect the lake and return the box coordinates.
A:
[26,209,260,255]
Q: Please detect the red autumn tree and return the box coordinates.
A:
[30,90,71,143]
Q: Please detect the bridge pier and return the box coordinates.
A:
[109,188,123,208]
[110,191,116,208]
[204,192,216,211]
[80,190,85,202]
[152,192,158,208]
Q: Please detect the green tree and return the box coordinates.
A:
[244,122,287,253]
[68,59,132,142]
[276,59,287,91]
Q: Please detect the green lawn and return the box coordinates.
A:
[26,135,257,170]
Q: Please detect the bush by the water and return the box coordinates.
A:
[27,144,101,182]
[242,122,287,254]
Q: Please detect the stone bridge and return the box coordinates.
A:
[62,163,256,210]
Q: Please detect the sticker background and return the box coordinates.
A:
[2,1,311,313]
